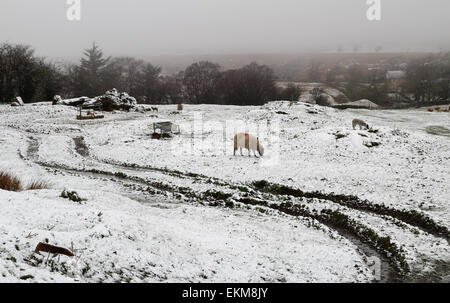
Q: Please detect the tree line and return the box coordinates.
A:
[0,42,301,106]
[0,44,62,103]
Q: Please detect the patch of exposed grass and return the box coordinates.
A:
[114,172,127,178]
[203,190,232,201]
[0,171,23,192]
[27,179,51,190]
[0,171,51,191]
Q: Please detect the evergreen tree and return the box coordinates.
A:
[141,63,162,103]
[74,42,110,96]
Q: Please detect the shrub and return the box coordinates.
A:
[0,171,23,192]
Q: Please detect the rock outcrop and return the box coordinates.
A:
[53,89,137,111]
[93,89,137,111]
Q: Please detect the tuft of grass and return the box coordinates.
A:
[26,179,51,190]
[0,172,51,191]
[0,171,23,192]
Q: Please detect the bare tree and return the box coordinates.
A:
[0,43,63,103]
[183,61,221,104]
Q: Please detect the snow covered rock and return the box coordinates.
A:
[53,89,137,111]
[92,89,137,111]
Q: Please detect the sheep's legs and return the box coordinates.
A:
[240,148,243,156]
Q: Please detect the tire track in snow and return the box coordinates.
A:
[25,134,450,282]
[23,135,396,281]
[89,154,449,241]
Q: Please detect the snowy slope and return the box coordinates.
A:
[0,102,448,282]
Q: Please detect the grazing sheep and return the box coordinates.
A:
[427,108,434,112]
[352,119,370,130]
[234,133,264,157]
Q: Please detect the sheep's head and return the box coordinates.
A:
[258,142,264,157]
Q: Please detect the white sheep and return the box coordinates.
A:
[233,133,264,157]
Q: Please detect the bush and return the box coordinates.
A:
[0,171,23,192]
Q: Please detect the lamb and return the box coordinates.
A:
[234,133,264,157]
[352,119,370,130]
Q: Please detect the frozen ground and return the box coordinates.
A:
[0,102,448,282]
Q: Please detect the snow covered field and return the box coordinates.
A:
[0,102,448,282]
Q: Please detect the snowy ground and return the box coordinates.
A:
[0,102,448,282]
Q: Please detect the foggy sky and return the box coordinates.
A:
[1,0,450,59]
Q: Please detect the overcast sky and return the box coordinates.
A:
[1,0,450,59]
